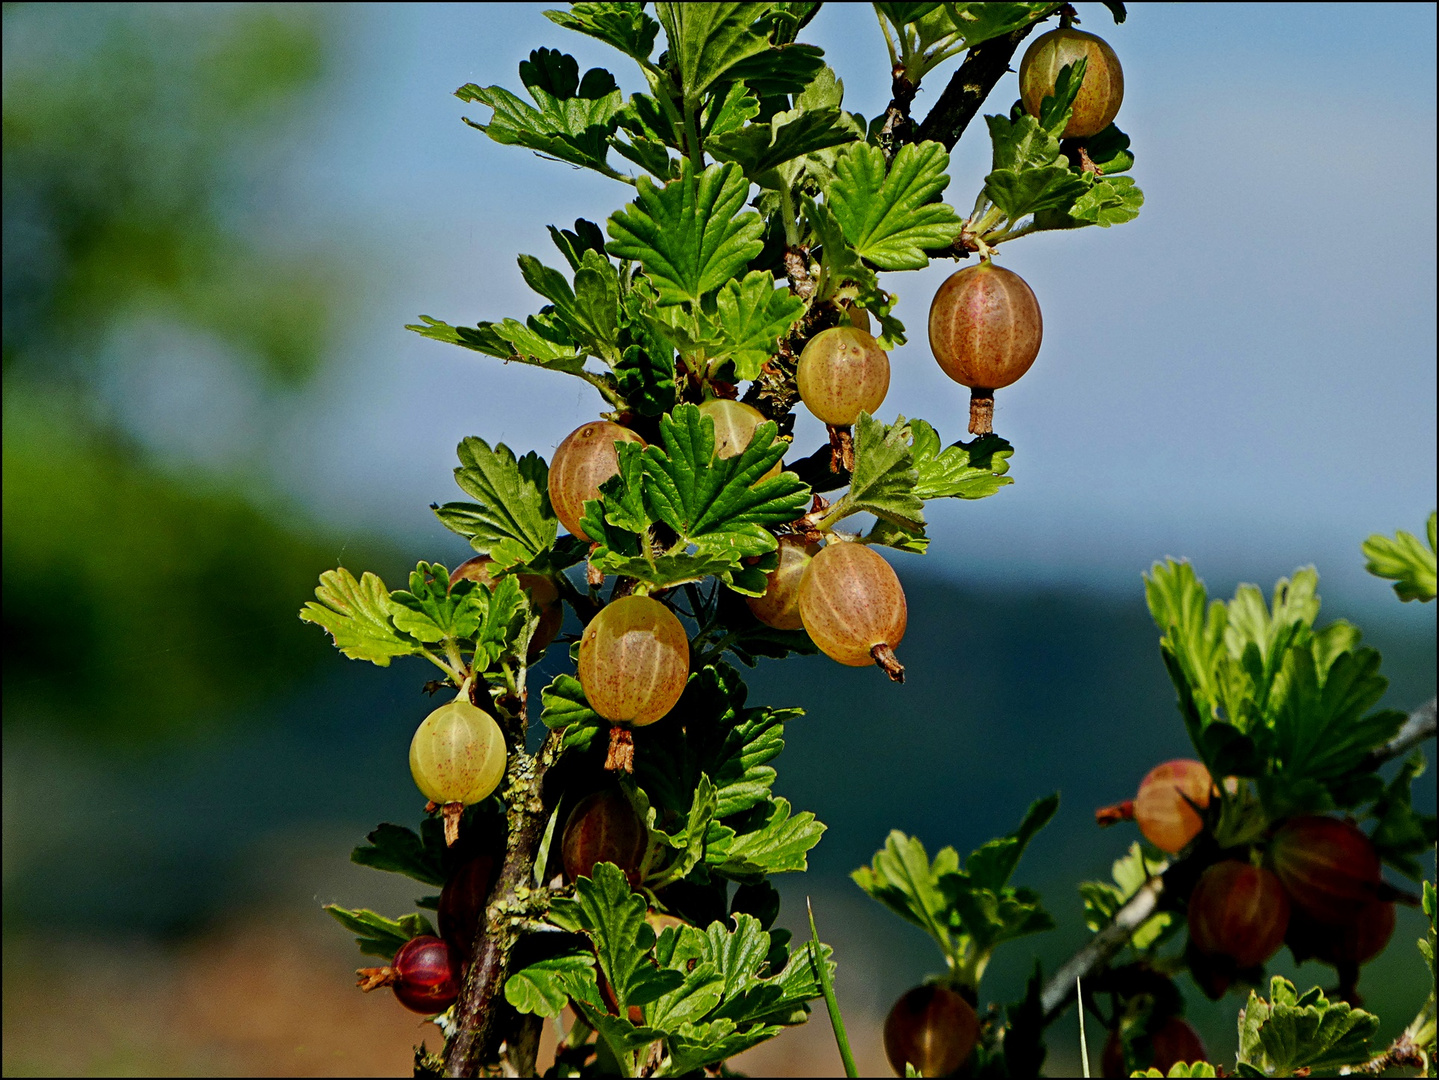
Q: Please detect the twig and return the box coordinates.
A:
[1038,697,1438,1024]
[913,16,1054,151]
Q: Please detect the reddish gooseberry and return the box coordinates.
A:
[409,697,506,806]
[1187,860,1289,969]
[548,421,645,541]
[797,541,907,678]
[883,985,979,1077]
[1019,27,1125,139]
[1102,1016,1207,1078]
[437,853,496,961]
[562,788,647,885]
[391,935,461,1014]
[745,536,818,630]
[1134,759,1213,854]
[697,398,781,480]
[578,595,690,726]
[796,325,891,427]
[450,556,563,660]
[1287,897,1395,968]
[928,261,1043,435]
[1270,816,1382,924]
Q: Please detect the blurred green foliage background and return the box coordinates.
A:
[2,4,1433,1077]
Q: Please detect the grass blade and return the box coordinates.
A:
[807,897,858,1078]
[1077,977,1090,1078]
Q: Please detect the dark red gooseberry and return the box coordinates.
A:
[1101,1016,1208,1078]
[1271,816,1382,924]
[883,985,979,1077]
[391,935,461,1015]
[437,854,496,961]
[1287,897,1395,968]
[1187,860,1289,968]
[562,788,647,885]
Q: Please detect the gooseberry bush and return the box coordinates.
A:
[301,4,1438,1076]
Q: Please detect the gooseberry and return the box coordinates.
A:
[796,325,891,427]
[697,398,781,480]
[1286,897,1395,969]
[391,935,461,1014]
[798,541,907,678]
[438,853,496,961]
[1270,816,1382,924]
[928,261,1043,435]
[745,536,818,630]
[1134,759,1213,854]
[1101,1016,1207,1079]
[562,788,647,885]
[1187,860,1289,969]
[882,985,979,1077]
[548,420,645,541]
[1019,27,1125,139]
[409,697,507,806]
[450,556,563,660]
[578,594,690,725]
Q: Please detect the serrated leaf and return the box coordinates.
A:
[540,673,601,730]
[568,863,684,1008]
[1068,175,1144,227]
[940,3,1055,50]
[707,798,824,879]
[709,105,857,184]
[457,48,624,176]
[505,947,597,1017]
[709,270,806,381]
[640,403,810,558]
[1362,513,1437,602]
[984,164,1089,221]
[985,108,1062,174]
[324,905,435,961]
[802,195,877,303]
[654,2,773,104]
[965,793,1057,890]
[301,568,420,665]
[408,314,591,376]
[1082,123,1134,174]
[852,831,958,952]
[844,412,923,529]
[548,217,608,271]
[615,281,678,415]
[543,2,660,63]
[388,561,482,644]
[1237,977,1379,1075]
[1367,751,1438,879]
[434,437,559,568]
[866,519,930,553]
[350,822,448,887]
[593,549,744,590]
[908,421,1013,500]
[607,159,765,305]
[826,141,963,270]
[517,249,623,363]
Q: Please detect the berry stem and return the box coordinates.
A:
[355,966,397,992]
[1094,799,1135,827]
[605,725,635,774]
[871,643,906,683]
[969,390,996,435]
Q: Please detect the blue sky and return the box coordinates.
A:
[118,2,1439,604]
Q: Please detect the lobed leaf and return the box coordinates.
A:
[434,437,558,568]
[826,141,963,270]
[324,905,435,961]
[301,568,420,666]
[1237,977,1379,1075]
[1362,512,1437,602]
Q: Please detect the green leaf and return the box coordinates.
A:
[1081,123,1135,174]
[543,2,660,64]
[866,518,930,554]
[541,673,602,729]
[639,403,810,558]
[654,2,773,104]
[843,412,923,530]
[566,863,685,1008]
[941,3,1056,50]
[708,270,806,381]
[407,314,590,376]
[517,249,623,363]
[826,141,963,270]
[1362,513,1437,602]
[908,422,1013,500]
[965,793,1057,891]
[707,798,825,879]
[593,549,743,590]
[433,437,559,568]
[457,48,624,176]
[301,568,420,666]
[615,280,678,415]
[505,947,597,1017]
[802,195,877,303]
[648,927,726,1030]
[709,105,857,184]
[1236,977,1379,1075]
[1067,174,1144,227]
[1367,751,1438,879]
[323,905,435,961]
[606,159,765,305]
[1080,843,1173,951]
[852,831,958,954]
[548,217,608,271]
[985,107,1062,175]
[984,164,1089,221]
[350,822,448,887]
[387,561,482,644]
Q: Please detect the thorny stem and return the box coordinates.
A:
[1038,698,1438,1025]
[442,726,563,1076]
